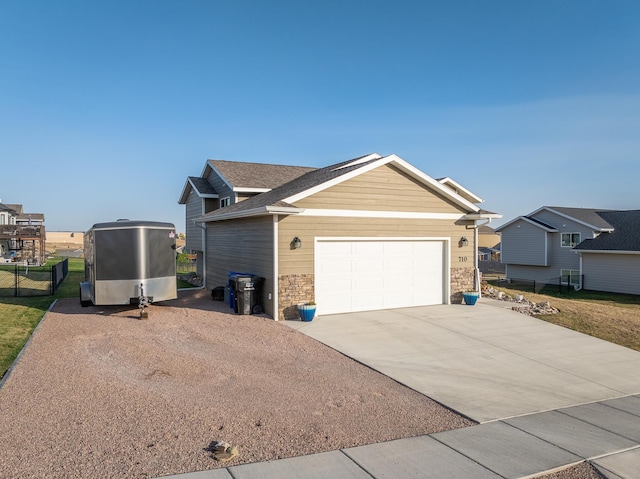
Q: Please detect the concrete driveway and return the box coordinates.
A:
[287,298,640,423]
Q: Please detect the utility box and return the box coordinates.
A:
[79,220,177,307]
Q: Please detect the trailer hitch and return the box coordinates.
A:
[139,282,149,319]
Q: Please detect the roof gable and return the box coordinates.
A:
[198,153,485,222]
[178,177,219,204]
[293,163,470,214]
[532,206,615,231]
[282,154,481,212]
[495,215,558,233]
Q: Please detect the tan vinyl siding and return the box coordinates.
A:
[499,220,549,266]
[205,216,274,316]
[185,190,203,252]
[294,164,464,213]
[582,253,640,295]
[277,215,473,276]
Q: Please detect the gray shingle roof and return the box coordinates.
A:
[5,204,22,214]
[574,210,640,252]
[209,160,317,190]
[188,177,217,196]
[0,203,17,213]
[545,206,615,230]
[200,155,381,221]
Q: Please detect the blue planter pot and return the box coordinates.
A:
[298,304,316,321]
[463,292,479,305]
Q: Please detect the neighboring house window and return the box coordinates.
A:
[561,269,580,285]
[561,233,581,247]
[0,214,4,225]
[220,197,231,208]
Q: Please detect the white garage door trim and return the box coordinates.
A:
[314,237,450,316]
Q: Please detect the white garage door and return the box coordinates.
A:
[315,238,447,315]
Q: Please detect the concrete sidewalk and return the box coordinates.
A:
[155,300,640,478]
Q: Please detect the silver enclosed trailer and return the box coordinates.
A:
[80,220,177,313]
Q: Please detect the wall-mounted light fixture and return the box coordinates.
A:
[291,236,302,250]
[459,236,468,247]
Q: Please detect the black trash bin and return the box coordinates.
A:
[230,274,264,315]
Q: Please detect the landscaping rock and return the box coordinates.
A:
[482,286,560,316]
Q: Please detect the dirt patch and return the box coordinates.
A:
[0,290,473,478]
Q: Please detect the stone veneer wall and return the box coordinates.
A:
[450,267,475,303]
[278,273,314,321]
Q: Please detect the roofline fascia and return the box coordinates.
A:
[233,187,271,193]
[462,213,503,221]
[534,206,614,232]
[575,249,640,255]
[198,206,304,223]
[438,177,483,204]
[178,179,192,205]
[495,216,559,232]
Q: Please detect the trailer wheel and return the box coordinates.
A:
[79,282,92,307]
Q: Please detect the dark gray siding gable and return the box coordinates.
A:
[500,220,549,266]
[185,190,203,252]
[205,169,235,205]
[205,216,274,316]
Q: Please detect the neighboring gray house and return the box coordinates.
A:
[574,210,640,295]
[496,206,640,295]
[496,206,615,288]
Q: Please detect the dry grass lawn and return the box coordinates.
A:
[487,282,640,352]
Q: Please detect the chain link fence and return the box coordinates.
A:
[0,258,69,297]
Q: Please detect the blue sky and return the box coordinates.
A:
[1,1,639,233]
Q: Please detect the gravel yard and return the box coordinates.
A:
[0,289,473,479]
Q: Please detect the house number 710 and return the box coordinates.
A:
[458,256,468,262]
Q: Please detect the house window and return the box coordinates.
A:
[0,214,4,225]
[561,269,580,286]
[561,233,581,247]
[220,197,231,208]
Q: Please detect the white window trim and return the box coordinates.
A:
[220,197,231,208]
[561,232,581,248]
[560,268,580,285]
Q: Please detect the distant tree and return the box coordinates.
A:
[176,252,190,263]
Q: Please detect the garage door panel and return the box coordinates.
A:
[353,260,382,271]
[316,239,446,315]
[317,259,352,275]
[354,242,384,255]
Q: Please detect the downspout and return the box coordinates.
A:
[273,215,279,321]
[474,222,480,294]
[467,218,493,295]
